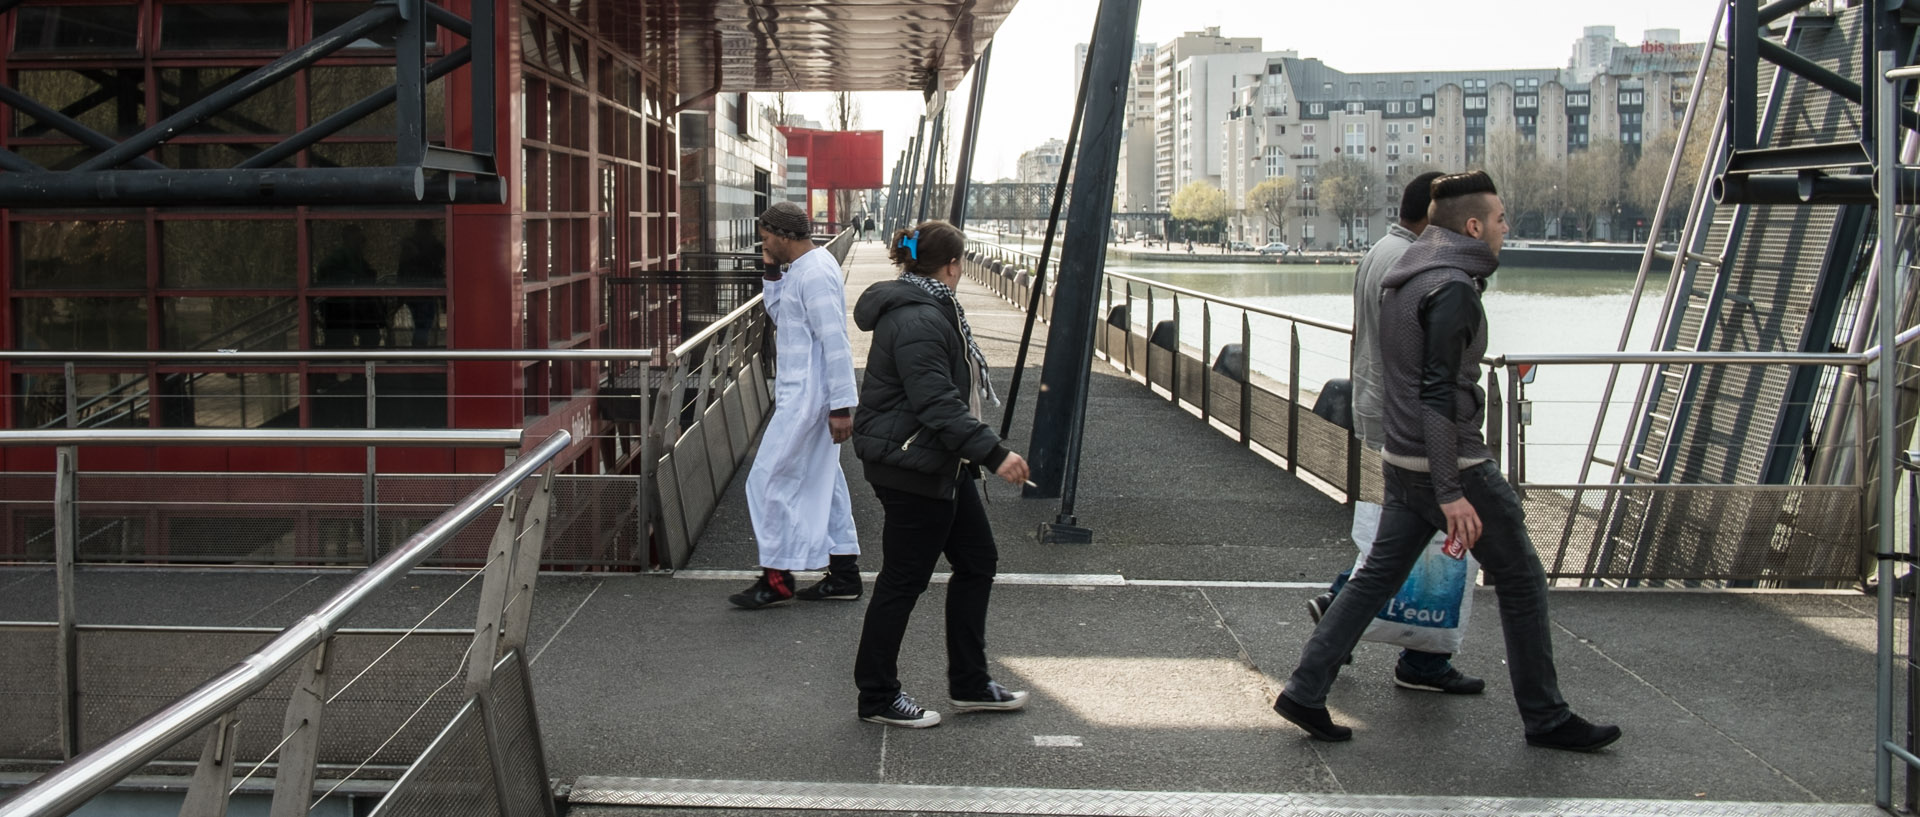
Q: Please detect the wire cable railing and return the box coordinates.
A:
[0,429,568,817]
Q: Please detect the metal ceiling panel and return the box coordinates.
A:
[657,0,1019,92]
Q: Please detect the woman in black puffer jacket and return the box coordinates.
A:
[848,219,1031,729]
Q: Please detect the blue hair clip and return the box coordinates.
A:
[899,230,920,260]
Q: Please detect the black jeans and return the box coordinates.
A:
[854,479,998,711]
[1284,461,1572,734]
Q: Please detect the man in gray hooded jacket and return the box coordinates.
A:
[1273,171,1621,754]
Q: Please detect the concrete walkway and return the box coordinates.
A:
[544,244,1894,815]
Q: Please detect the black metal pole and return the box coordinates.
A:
[999,18,1102,442]
[899,116,927,228]
[917,104,946,224]
[1729,0,1758,152]
[1025,0,1143,532]
[948,44,994,229]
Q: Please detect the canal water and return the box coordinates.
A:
[987,237,1669,484]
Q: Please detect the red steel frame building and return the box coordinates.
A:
[0,0,679,477]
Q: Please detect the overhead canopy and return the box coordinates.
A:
[666,0,1019,92]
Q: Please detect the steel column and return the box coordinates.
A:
[1730,0,1760,151]
[1026,0,1144,499]
[916,101,947,224]
[1874,48,1899,812]
[948,44,994,229]
[54,446,78,759]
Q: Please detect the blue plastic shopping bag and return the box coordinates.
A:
[1349,501,1478,654]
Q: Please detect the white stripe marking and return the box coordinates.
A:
[1032,735,1083,747]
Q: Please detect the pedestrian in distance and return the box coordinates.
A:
[1273,171,1622,753]
[1306,170,1486,696]
[848,219,1032,728]
[729,201,864,610]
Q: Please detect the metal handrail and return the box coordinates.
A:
[0,429,524,447]
[1497,322,1920,366]
[0,349,655,363]
[1103,269,1356,335]
[0,430,573,817]
[669,295,764,362]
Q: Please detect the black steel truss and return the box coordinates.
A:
[0,0,499,207]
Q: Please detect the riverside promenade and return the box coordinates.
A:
[549,244,1892,816]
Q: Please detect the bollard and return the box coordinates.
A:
[1213,343,1247,382]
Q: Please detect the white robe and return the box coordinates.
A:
[745,247,860,570]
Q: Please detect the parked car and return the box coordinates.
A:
[1228,241,1252,252]
[1257,242,1291,255]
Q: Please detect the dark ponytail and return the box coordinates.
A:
[887,220,966,277]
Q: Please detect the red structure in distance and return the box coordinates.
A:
[778,127,884,226]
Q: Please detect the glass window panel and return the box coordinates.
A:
[308,66,447,138]
[159,143,288,169]
[395,295,444,347]
[15,6,139,53]
[311,219,430,286]
[312,2,438,49]
[17,221,144,289]
[13,69,146,138]
[159,68,294,135]
[309,295,392,348]
[308,142,397,168]
[17,297,149,350]
[161,4,288,50]
[372,372,447,427]
[162,221,296,288]
[163,296,299,351]
[16,371,151,428]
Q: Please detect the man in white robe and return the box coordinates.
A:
[730,202,862,609]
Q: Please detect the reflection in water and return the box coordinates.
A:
[1101,257,1670,484]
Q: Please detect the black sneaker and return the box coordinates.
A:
[1303,592,1353,665]
[1525,714,1621,752]
[1392,666,1486,695]
[796,569,862,601]
[727,570,794,609]
[861,692,941,728]
[1272,693,1352,742]
[949,681,1029,712]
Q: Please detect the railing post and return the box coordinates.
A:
[469,482,533,817]
[1171,292,1182,403]
[1240,313,1252,448]
[54,445,79,760]
[266,640,331,817]
[1201,302,1212,422]
[364,360,378,564]
[638,358,658,569]
[1145,287,1156,388]
[62,361,76,428]
[1124,285,1136,375]
[1287,322,1301,472]
[501,470,555,652]
[178,713,238,817]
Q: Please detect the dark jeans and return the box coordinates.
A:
[1327,570,1452,677]
[1286,462,1571,733]
[854,479,998,712]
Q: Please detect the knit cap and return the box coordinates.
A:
[758,201,811,240]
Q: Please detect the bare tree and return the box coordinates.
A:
[1245,176,1297,243]
[1318,156,1379,246]
[1567,138,1627,240]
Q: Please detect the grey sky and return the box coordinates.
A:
[788,0,1724,189]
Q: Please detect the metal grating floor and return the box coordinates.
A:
[566,776,1885,817]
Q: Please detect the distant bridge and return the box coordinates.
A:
[915,182,1167,224]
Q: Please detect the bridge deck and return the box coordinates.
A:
[0,243,1897,816]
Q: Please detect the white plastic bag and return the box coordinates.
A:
[1349,501,1477,654]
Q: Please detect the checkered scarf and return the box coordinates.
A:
[899,272,999,407]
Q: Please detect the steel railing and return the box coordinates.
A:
[0,429,569,817]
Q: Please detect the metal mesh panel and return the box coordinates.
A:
[544,476,644,567]
[1526,485,1860,583]
[656,449,691,569]
[1247,388,1292,456]
[701,399,733,497]
[673,426,716,544]
[492,652,554,817]
[368,703,498,817]
[1295,411,1349,491]
[722,384,749,468]
[75,629,475,767]
[0,473,56,561]
[742,358,767,435]
[0,625,61,760]
[74,473,365,565]
[375,475,504,567]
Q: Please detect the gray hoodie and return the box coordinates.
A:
[1376,225,1498,504]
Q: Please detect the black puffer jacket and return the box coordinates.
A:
[852,279,1011,499]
